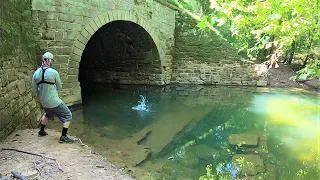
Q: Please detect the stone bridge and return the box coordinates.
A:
[31,0,176,105]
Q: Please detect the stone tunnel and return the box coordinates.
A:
[31,0,176,105]
[79,20,161,85]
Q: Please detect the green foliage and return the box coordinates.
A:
[167,0,179,6]
[197,16,209,29]
[203,0,319,61]
[291,45,320,80]
[168,0,320,80]
[290,59,320,80]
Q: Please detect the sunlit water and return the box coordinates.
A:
[48,85,319,180]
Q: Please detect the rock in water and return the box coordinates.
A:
[178,150,200,168]
[228,133,259,147]
[264,164,276,180]
[236,137,269,155]
[161,160,201,179]
[191,144,219,161]
[232,154,265,176]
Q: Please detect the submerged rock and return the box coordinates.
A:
[263,164,276,180]
[178,150,200,168]
[191,144,219,161]
[161,160,202,179]
[232,154,265,176]
[228,133,259,147]
[264,153,277,165]
[237,139,269,155]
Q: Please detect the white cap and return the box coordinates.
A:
[42,52,55,61]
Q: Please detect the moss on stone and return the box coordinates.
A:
[0,0,41,141]
[0,0,38,64]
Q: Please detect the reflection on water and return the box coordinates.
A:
[48,85,319,180]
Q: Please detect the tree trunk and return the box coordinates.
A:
[303,55,310,67]
[303,31,313,67]
[288,41,296,64]
[266,35,275,59]
[282,50,289,63]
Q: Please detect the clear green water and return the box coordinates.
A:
[49,85,319,180]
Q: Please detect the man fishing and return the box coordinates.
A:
[32,52,74,143]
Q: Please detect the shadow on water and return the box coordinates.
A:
[48,85,319,180]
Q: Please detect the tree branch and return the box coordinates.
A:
[1,148,63,172]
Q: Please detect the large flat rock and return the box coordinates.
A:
[126,102,213,157]
[235,133,268,155]
[228,133,259,147]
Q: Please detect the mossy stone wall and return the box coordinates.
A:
[172,12,268,86]
[0,0,42,141]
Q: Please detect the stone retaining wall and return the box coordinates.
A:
[0,0,42,141]
[172,12,268,86]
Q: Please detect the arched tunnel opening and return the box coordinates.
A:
[79,20,161,105]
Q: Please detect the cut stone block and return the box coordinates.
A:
[228,133,259,147]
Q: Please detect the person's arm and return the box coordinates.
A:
[55,71,62,90]
[31,73,39,95]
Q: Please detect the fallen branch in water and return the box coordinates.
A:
[1,148,63,172]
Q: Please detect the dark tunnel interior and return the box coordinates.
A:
[79,20,161,104]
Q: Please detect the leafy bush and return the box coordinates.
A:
[290,59,320,80]
[168,0,320,80]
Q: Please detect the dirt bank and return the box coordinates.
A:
[267,63,320,89]
[0,129,134,180]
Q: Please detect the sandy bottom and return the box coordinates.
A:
[0,129,135,180]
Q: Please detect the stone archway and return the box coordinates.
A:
[31,0,176,105]
[78,19,162,105]
[79,20,161,85]
[68,10,166,86]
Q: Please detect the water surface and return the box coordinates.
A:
[49,85,319,179]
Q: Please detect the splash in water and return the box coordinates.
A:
[132,95,150,112]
